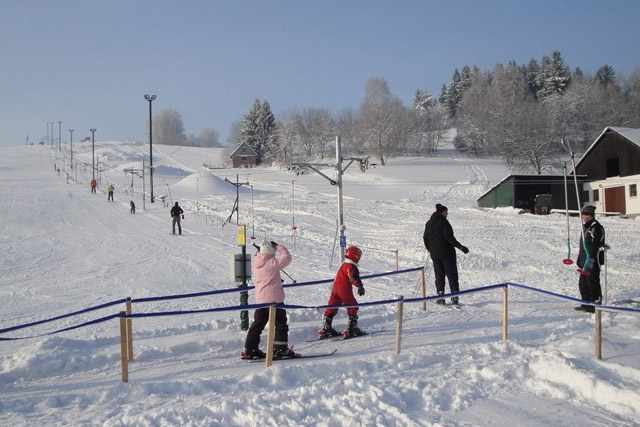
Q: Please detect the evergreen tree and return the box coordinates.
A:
[446,69,462,117]
[596,64,616,86]
[537,51,572,97]
[241,99,277,164]
[524,58,541,98]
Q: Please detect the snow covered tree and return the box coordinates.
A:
[186,127,221,147]
[537,51,572,98]
[152,108,186,146]
[241,99,278,164]
[596,64,616,87]
[357,77,405,165]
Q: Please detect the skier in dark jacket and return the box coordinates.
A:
[575,205,605,312]
[423,204,468,305]
[170,202,184,235]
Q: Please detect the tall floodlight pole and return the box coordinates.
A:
[58,121,62,150]
[46,122,50,147]
[90,128,97,180]
[69,129,74,168]
[144,94,156,203]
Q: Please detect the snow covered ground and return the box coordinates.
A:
[1,139,639,426]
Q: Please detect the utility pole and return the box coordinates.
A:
[290,136,369,263]
[90,128,97,180]
[69,129,74,168]
[224,174,251,330]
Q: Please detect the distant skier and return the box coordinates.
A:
[575,205,605,312]
[243,239,297,360]
[130,200,136,214]
[90,178,97,194]
[423,204,468,306]
[318,246,366,339]
[107,183,115,201]
[170,202,184,235]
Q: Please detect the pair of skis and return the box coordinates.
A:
[243,348,337,362]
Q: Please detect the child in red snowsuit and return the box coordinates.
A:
[319,246,365,339]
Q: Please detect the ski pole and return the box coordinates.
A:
[562,162,573,265]
[562,134,590,274]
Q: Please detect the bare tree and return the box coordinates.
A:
[187,127,221,147]
[357,77,404,165]
[151,108,186,146]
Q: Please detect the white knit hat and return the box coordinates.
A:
[259,238,275,255]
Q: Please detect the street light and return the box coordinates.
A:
[90,128,97,180]
[58,121,62,150]
[69,129,74,168]
[144,94,156,203]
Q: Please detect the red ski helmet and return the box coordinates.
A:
[345,246,362,263]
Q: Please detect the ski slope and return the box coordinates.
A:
[1,140,639,426]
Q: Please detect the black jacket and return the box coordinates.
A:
[423,211,464,260]
[170,204,184,217]
[577,218,605,268]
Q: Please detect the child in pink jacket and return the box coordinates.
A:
[243,238,297,360]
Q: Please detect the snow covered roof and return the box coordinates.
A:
[229,142,257,158]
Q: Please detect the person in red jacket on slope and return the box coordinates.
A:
[318,246,366,339]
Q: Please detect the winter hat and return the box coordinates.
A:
[436,203,448,214]
[581,205,596,216]
[259,238,275,255]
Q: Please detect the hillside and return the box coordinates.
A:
[1,141,639,426]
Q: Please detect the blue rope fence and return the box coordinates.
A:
[2,267,639,341]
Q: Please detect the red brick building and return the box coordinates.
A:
[230,142,258,168]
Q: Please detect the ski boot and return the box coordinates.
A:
[451,295,459,306]
[318,315,341,339]
[273,346,300,360]
[436,291,446,305]
[344,315,365,339]
[241,348,266,360]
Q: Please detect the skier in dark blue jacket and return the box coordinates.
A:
[575,205,605,312]
[423,204,469,305]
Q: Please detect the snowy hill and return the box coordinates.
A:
[1,141,639,426]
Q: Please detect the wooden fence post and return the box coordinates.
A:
[265,306,276,368]
[125,297,133,361]
[595,308,602,360]
[420,269,427,311]
[396,296,404,355]
[502,286,508,341]
[119,312,129,382]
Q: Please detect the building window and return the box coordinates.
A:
[241,156,247,161]
[583,191,590,203]
[593,189,599,202]
[631,184,638,198]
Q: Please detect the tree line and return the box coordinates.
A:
[147,109,222,148]
[153,50,640,173]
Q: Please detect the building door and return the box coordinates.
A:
[604,186,626,215]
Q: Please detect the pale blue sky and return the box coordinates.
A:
[2,0,639,147]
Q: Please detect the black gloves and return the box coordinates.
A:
[357,284,365,296]
[181,214,184,219]
[271,241,278,248]
[459,245,469,254]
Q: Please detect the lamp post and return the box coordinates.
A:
[90,128,97,180]
[69,129,74,168]
[144,94,156,203]
[58,121,62,150]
